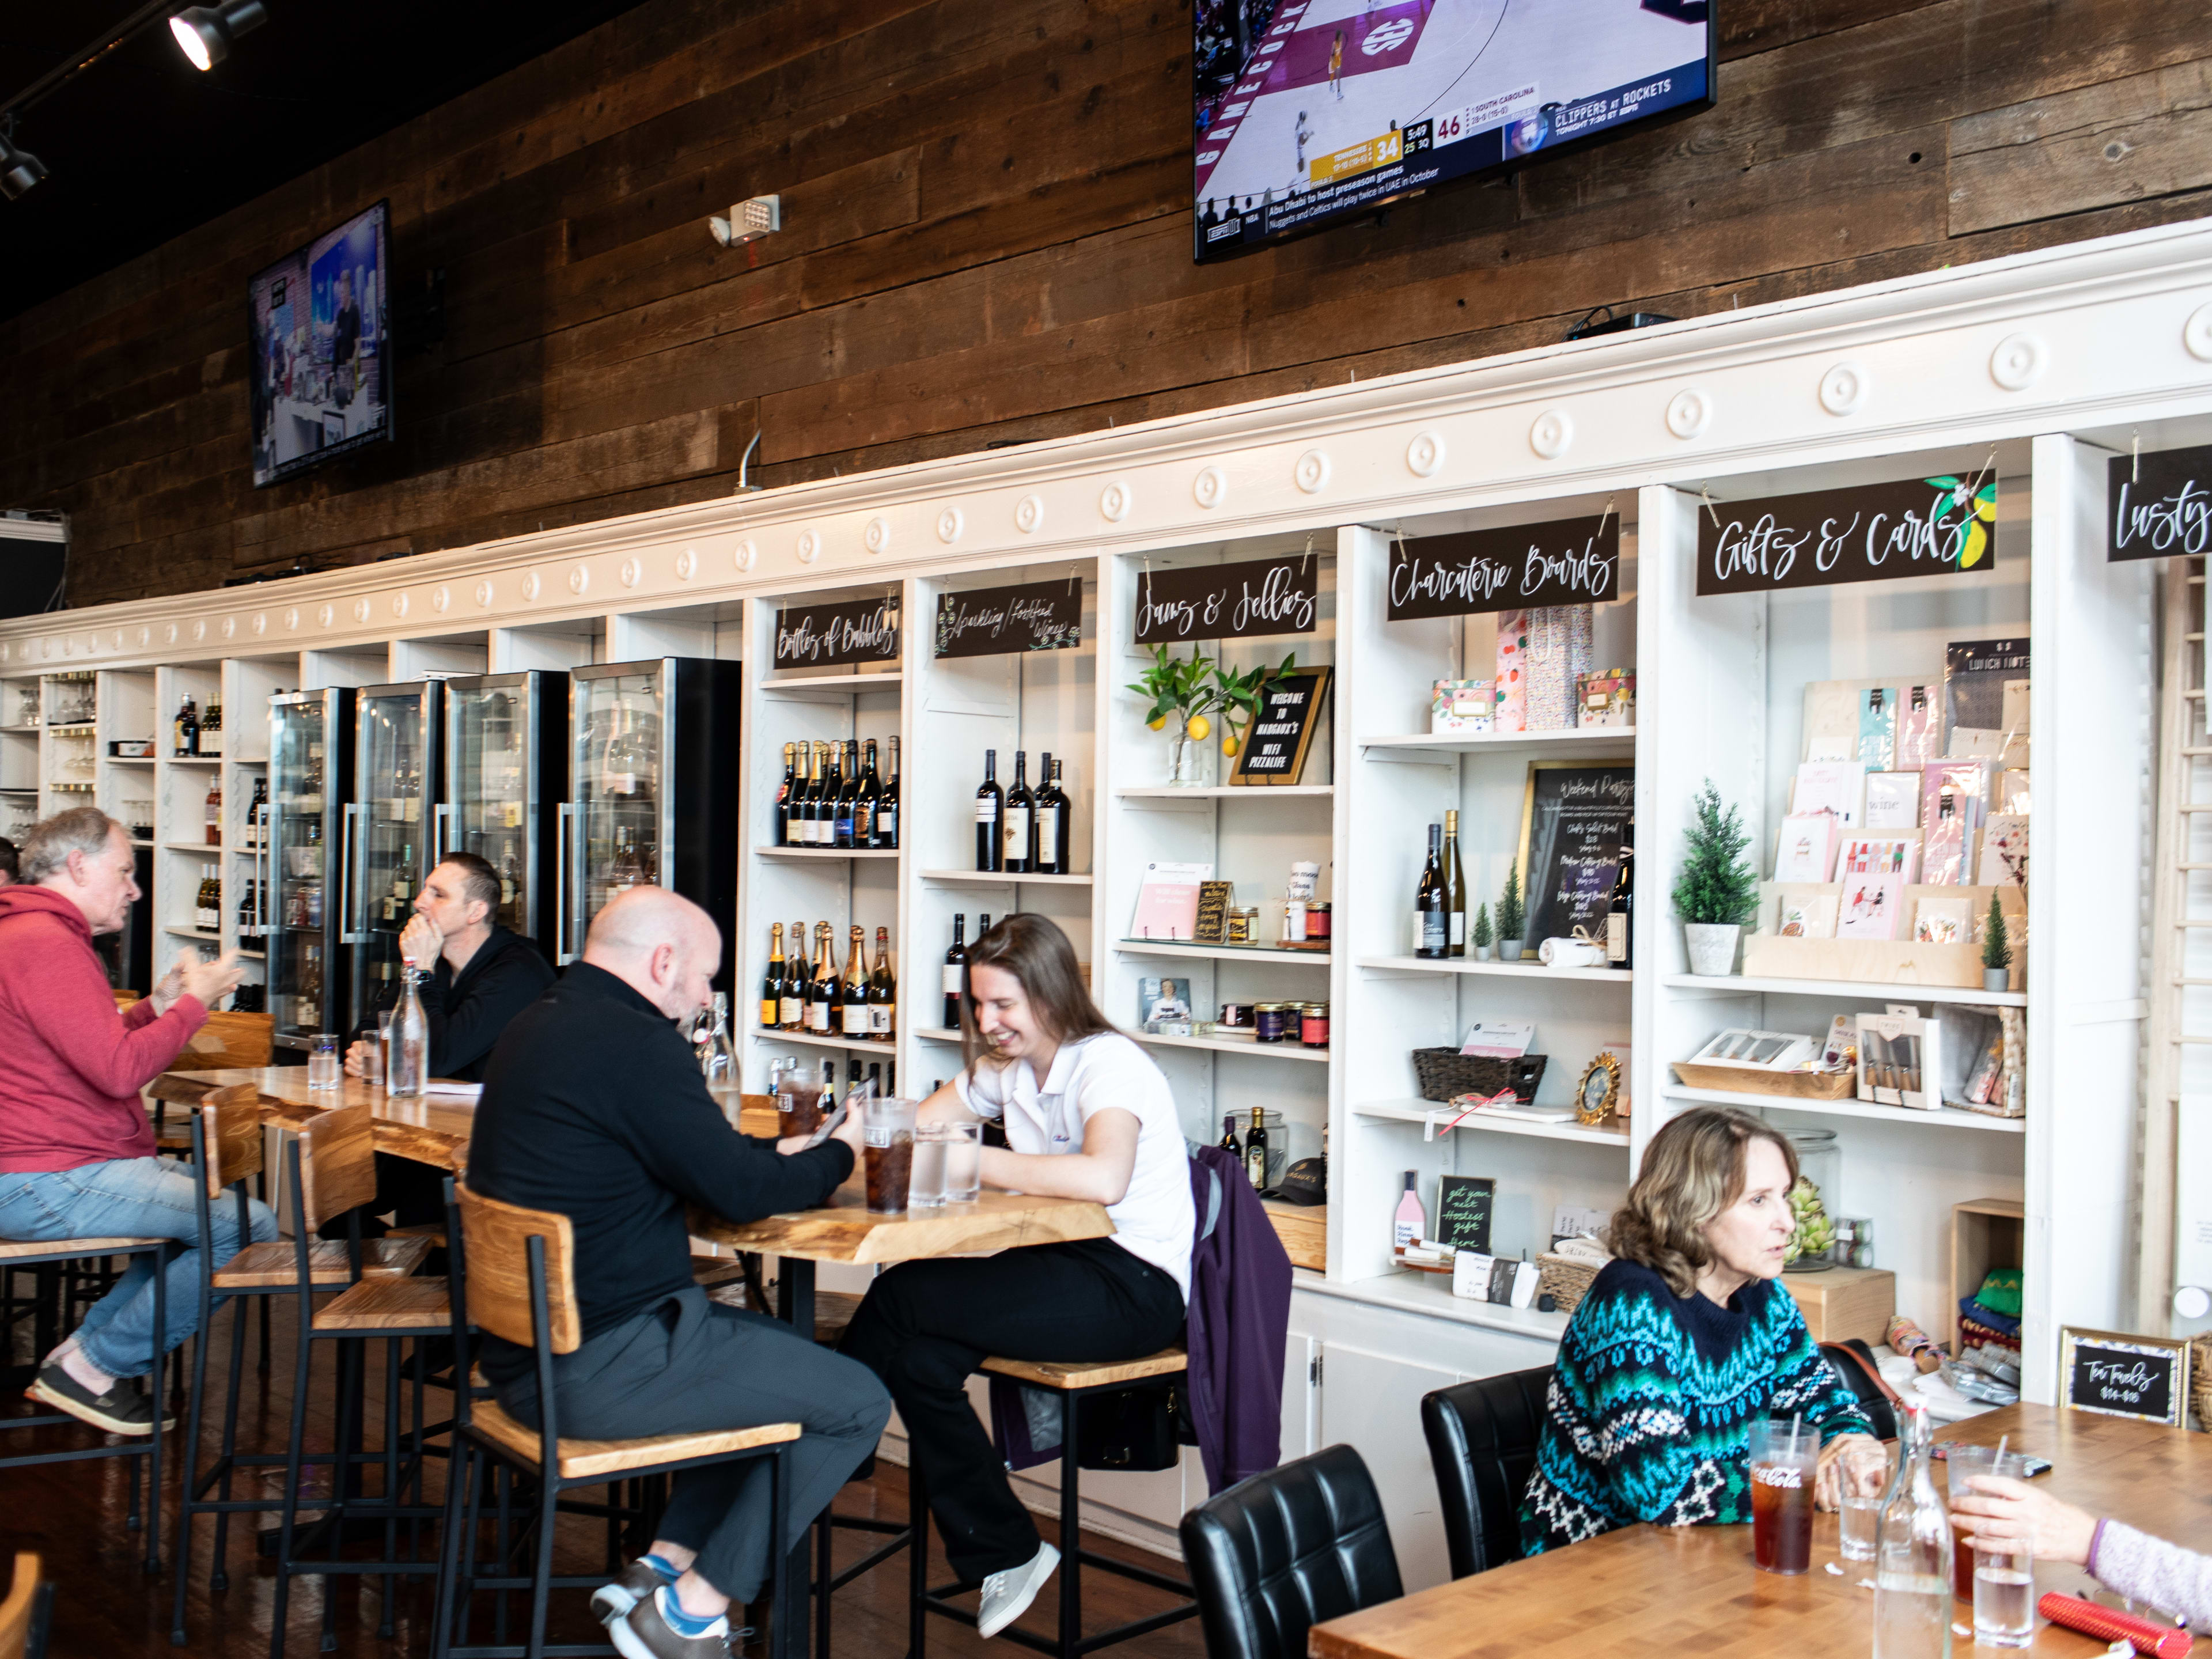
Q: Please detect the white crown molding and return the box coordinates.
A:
[6,214,2212,671]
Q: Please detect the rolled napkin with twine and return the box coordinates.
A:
[1540,926,1607,969]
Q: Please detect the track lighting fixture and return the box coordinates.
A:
[0,124,46,200]
[168,0,270,71]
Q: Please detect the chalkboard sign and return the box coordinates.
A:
[774,596,900,669]
[2059,1327,2191,1427]
[1434,1175,1494,1255]
[1232,666,1331,786]
[1697,474,1998,596]
[934,579,1083,657]
[1516,762,1635,952]
[1135,555,1319,643]
[2109,443,2212,561]
[1388,515,1622,619]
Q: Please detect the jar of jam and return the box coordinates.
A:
[1255,1002,1294,1043]
[1305,902,1331,942]
[1300,1002,1330,1048]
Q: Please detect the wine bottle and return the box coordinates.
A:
[1035,757,1069,875]
[835,741,860,850]
[841,924,869,1035]
[943,913,968,1029]
[1606,827,1635,969]
[868,925,896,1040]
[855,738,881,847]
[806,924,836,1033]
[1443,808,1468,957]
[1003,751,1033,874]
[1414,823,1448,959]
[761,923,786,1028]
[876,737,900,849]
[1244,1104,1268,1193]
[975,751,1003,870]
[820,743,844,849]
[801,743,826,846]
[175,695,198,758]
[1217,1112,1241,1158]
[779,920,808,1029]
[205,775,222,846]
[774,743,797,846]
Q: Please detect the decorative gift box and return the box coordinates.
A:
[1429,677,1494,734]
[1577,669,1635,728]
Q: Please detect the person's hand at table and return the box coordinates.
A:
[343,1038,373,1080]
[1952,1474,2098,1565]
[399,913,443,969]
[178,950,245,1014]
[1813,1431,1884,1513]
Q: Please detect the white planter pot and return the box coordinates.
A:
[1683,923,1741,977]
[1983,967,2011,993]
[1498,940,1523,962]
[1474,944,1493,961]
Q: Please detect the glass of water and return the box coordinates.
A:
[940,1120,983,1202]
[910,1123,953,1209]
[306,1032,342,1090]
[358,1024,385,1086]
[1835,1438,1892,1562]
[1968,1452,2037,1647]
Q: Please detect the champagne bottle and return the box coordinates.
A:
[840,924,869,1036]
[1003,751,1033,873]
[942,913,968,1029]
[876,737,900,849]
[855,739,881,847]
[1035,757,1069,875]
[794,745,818,845]
[1414,823,1448,959]
[975,751,1003,871]
[821,743,846,849]
[1244,1104,1268,1193]
[807,923,837,1034]
[1443,808,1468,957]
[775,743,797,845]
[1606,828,1635,969]
[779,920,808,1029]
[761,923,786,1029]
[868,925,896,1040]
[835,741,860,849]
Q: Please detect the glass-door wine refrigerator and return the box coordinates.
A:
[564,658,742,984]
[441,671,566,962]
[267,687,355,1054]
[346,681,443,1038]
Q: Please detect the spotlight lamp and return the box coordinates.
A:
[169,0,270,71]
[0,122,46,200]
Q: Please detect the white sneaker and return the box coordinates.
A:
[976,1541,1060,1640]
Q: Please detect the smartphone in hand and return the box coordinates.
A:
[803,1101,850,1150]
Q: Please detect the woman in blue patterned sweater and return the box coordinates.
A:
[1520,1107,1879,1554]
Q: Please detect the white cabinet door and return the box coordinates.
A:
[1317,1342,1463,1592]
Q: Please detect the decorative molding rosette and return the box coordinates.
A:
[1818,362,1869,415]
[676,547,697,580]
[192,618,209,641]
[1294,449,1330,493]
[252,613,268,636]
[620,558,642,589]
[391,592,410,618]
[796,528,822,563]
[167,623,181,644]
[138,626,152,646]
[431,586,452,613]
[1194,465,1228,508]
[1989,332,2046,391]
[1529,410,1573,459]
[1406,431,1446,476]
[1015,494,1046,533]
[569,565,591,596]
[734,540,757,573]
[937,507,964,544]
[1099,480,1132,522]
[474,581,494,609]
[521,572,541,602]
[864,517,891,554]
[352,598,371,623]
[2188,302,2212,363]
[1665,388,1713,439]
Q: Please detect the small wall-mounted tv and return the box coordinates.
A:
[248,199,392,488]
[1192,0,1715,262]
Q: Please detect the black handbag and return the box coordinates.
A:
[1075,1378,1183,1472]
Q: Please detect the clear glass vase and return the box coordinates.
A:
[1165,714,1217,787]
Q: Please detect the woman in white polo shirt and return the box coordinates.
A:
[840,914,1194,1640]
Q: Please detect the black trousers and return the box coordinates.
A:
[492,1286,891,1603]
[838,1238,1185,1584]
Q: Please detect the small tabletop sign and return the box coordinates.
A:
[775,596,900,669]
[934,579,1083,657]
[2059,1327,2191,1427]
[1697,473,1998,596]
[1135,555,1318,643]
[1433,1175,1495,1255]
[2108,442,2212,561]
[1232,666,1332,786]
[1388,514,1622,619]
[1193,880,1234,944]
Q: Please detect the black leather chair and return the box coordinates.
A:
[1419,1365,1554,1580]
[1178,1444,1402,1659]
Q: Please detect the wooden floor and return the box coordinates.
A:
[1,1303,1210,1659]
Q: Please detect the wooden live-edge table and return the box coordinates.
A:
[151,1066,480,1169]
[1309,1405,2212,1659]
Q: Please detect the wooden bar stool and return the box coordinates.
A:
[0,1553,53,1659]
[909,1348,1200,1659]
[433,1180,805,1659]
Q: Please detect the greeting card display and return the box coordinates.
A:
[1862,771,1922,830]
[1767,885,1839,938]
[1912,895,1972,945]
[1895,685,1941,768]
[1802,682,1861,763]
[1774,813,1840,884]
[1858,688,1898,770]
[1792,760,1866,827]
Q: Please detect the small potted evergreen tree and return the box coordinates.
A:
[1472,901,1494,962]
[1981,893,2012,993]
[1496,867,1526,961]
[1671,780,1759,976]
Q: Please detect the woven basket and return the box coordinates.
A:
[1411,1050,1547,1104]
[1536,1253,1601,1315]
[2191,1334,2211,1433]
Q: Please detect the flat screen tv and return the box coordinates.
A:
[1192,0,1714,261]
[248,199,392,488]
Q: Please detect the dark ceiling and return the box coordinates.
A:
[0,0,657,324]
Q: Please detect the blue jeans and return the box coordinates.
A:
[0,1156,278,1380]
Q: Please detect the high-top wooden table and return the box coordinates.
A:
[1309,1404,2212,1659]
[151,1066,482,1169]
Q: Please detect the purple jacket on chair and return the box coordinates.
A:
[1183,1143,1293,1493]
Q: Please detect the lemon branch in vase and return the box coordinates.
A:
[1127,645,1297,785]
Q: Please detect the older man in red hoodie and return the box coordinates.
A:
[0,807,267,1434]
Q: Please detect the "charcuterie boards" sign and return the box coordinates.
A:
[1388,515,1621,619]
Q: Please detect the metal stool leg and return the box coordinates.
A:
[1056,1393,1081,1659]
[908,1459,928,1659]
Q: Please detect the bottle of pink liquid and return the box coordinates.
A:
[1393,1172,1425,1251]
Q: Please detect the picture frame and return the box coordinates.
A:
[1232,665,1332,786]
[2058,1327,2192,1428]
[1573,1052,1621,1126]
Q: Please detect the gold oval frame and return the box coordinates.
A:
[1574,1051,1622,1126]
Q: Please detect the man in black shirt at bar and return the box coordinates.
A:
[468,885,887,1659]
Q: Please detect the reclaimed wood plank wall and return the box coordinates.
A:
[5,0,2212,605]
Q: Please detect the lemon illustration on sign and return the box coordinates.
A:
[1187,714,1211,741]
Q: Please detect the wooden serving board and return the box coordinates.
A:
[1669,1063,1856,1099]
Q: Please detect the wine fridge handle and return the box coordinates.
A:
[339,803,365,945]
[434,801,457,865]
[556,803,577,964]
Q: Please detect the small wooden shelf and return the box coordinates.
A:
[757,673,903,699]
[757,846,901,861]
[1353,1099,1632,1147]
[1115,785,1333,801]
[1358,954,1629,984]
[911,1025,963,1043]
[107,756,154,766]
[1135,1031,1330,1063]
[164,925,221,941]
[1661,972,2027,1009]
[922,869,1093,887]
[164,841,223,854]
[0,725,42,735]
[1116,940,1331,964]
[749,1028,900,1056]
[1360,726,1637,763]
[164,756,222,767]
[1660,1084,2025,1134]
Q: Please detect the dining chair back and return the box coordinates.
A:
[1419,1366,1554,1580]
[453,1183,581,1354]
[0,1552,50,1659]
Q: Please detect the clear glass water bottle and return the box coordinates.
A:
[1873,1398,1952,1659]
[389,966,430,1099]
[700,991,736,1086]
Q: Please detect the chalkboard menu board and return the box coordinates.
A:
[774,596,900,669]
[1232,666,1331,786]
[1434,1175,1495,1255]
[2059,1327,2191,1427]
[1135,555,1319,643]
[934,579,1083,657]
[2108,442,2212,561]
[1516,762,1635,951]
[1696,474,1998,596]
